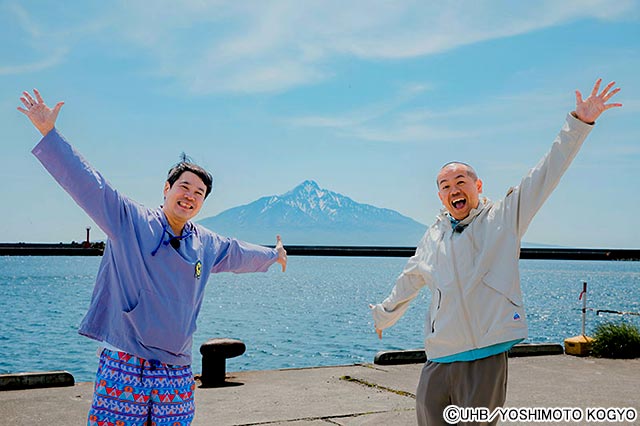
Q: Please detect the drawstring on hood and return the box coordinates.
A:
[151,221,194,256]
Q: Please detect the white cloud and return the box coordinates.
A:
[6,0,637,90]
[0,48,68,75]
[105,0,637,94]
[286,84,572,144]
[1,1,109,75]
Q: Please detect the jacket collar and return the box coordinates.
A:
[437,197,491,229]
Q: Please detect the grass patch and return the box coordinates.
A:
[591,322,640,359]
[340,375,415,398]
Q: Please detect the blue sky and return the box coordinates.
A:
[2,1,639,248]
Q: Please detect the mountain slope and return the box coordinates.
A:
[198,180,426,245]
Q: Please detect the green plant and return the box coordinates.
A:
[591,322,640,359]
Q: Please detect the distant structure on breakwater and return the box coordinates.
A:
[0,227,105,256]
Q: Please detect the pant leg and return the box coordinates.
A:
[88,349,150,426]
[451,352,508,426]
[416,360,452,426]
[148,361,196,426]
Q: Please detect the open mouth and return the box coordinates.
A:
[177,200,194,210]
[452,197,466,210]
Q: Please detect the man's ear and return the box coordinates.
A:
[476,179,483,194]
[437,190,444,204]
[163,181,170,197]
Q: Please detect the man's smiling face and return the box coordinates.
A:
[162,171,206,228]
[437,163,483,221]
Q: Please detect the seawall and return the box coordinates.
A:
[0,242,104,256]
[2,243,638,260]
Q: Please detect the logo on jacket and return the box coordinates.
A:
[195,260,202,279]
[513,312,521,321]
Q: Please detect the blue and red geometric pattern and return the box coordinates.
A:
[88,349,195,426]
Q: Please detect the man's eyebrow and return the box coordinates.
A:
[179,179,206,193]
[438,174,467,186]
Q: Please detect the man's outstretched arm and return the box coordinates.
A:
[19,89,135,241]
[512,78,622,236]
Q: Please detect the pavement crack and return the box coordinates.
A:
[232,410,392,425]
[339,375,416,399]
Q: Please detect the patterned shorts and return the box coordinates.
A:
[88,349,196,426]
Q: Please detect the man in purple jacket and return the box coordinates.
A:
[19,89,287,426]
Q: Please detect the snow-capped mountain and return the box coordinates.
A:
[198,180,426,245]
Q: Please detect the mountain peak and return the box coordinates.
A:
[294,180,321,192]
[198,180,426,245]
[286,180,326,199]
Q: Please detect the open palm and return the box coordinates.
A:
[17,89,64,136]
[575,79,622,124]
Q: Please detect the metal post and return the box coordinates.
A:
[581,281,587,336]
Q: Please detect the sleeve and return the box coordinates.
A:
[508,113,594,238]
[370,245,429,330]
[210,236,278,274]
[31,128,135,241]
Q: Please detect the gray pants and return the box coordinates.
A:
[416,352,508,426]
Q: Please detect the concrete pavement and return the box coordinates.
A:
[1,355,638,425]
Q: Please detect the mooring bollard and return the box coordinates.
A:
[199,338,246,387]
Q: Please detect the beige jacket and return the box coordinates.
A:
[371,113,593,360]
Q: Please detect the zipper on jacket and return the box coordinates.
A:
[449,231,479,348]
[431,289,441,333]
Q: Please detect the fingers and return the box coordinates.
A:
[603,87,621,102]
[575,90,583,105]
[590,78,602,97]
[592,79,620,101]
[34,88,44,103]
[598,80,622,110]
[22,91,36,105]
[369,305,382,339]
[53,101,65,115]
[600,80,616,95]
[275,235,287,272]
[20,95,33,109]
[604,103,623,110]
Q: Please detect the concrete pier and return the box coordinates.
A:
[1,355,638,425]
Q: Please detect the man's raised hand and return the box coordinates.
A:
[275,235,287,272]
[368,304,383,339]
[575,79,622,124]
[17,89,64,136]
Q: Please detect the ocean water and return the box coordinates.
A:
[1,256,639,383]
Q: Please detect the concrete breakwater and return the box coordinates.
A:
[0,242,104,256]
[1,243,639,260]
[273,246,640,261]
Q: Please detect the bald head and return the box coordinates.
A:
[436,162,478,188]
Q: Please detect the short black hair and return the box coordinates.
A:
[166,153,213,198]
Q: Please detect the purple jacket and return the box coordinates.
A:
[33,129,278,365]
